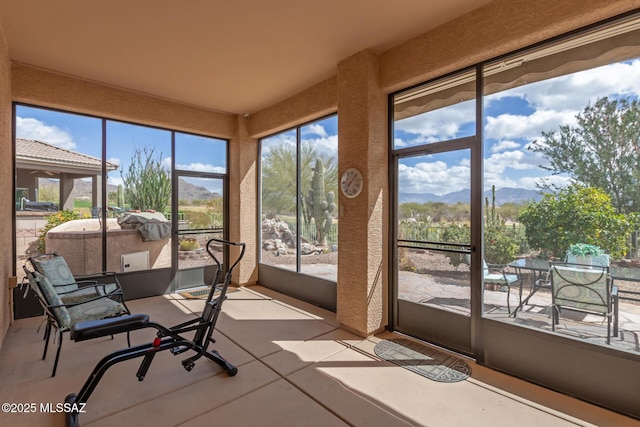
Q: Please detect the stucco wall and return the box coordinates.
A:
[12,64,236,139]
[0,20,12,348]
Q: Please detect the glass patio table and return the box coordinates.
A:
[508,258,640,332]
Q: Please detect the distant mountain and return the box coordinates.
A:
[39,177,221,202]
[399,187,545,205]
[178,178,221,201]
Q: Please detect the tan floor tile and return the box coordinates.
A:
[261,329,357,376]
[179,379,349,427]
[84,360,279,427]
[2,291,636,427]
[247,285,340,327]
[288,347,595,427]
[215,299,337,358]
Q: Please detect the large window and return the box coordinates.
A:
[15,106,104,277]
[481,16,640,352]
[391,14,640,355]
[260,115,338,281]
[14,105,227,281]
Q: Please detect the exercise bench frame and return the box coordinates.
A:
[64,238,245,427]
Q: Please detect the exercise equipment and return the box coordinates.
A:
[64,238,245,427]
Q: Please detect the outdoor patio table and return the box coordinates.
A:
[507,259,552,316]
[507,258,640,336]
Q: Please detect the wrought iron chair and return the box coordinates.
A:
[28,253,125,306]
[549,262,618,344]
[23,266,130,377]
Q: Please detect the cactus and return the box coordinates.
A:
[117,184,125,209]
[303,158,336,246]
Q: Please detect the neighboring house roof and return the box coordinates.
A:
[16,138,118,172]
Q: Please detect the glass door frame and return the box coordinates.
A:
[389,69,484,356]
[171,170,229,291]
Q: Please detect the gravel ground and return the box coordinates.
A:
[260,249,337,265]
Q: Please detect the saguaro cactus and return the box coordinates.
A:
[304,158,336,246]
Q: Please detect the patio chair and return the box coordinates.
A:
[467,255,522,313]
[549,262,618,344]
[23,266,130,377]
[28,253,125,306]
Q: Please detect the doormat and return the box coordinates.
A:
[179,286,238,299]
[374,338,471,383]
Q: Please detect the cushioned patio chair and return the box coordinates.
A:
[467,255,521,313]
[550,262,618,344]
[28,253,125,306]
[23,266,130,377]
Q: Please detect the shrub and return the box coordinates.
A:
[179,238,201,251]
[484,225,520,264]
[519,185,635,259]
[442,224,470,268]
[37,210,83,253]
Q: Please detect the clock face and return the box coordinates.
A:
[340,168,363,198]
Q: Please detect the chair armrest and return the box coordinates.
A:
[52,292,122,309]
[54,281,98,293]
[75,271,119,280]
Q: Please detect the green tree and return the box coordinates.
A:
[261,141,337,216]
[121,146,171,212]
[530,96,640,213]
[519,185,636,259]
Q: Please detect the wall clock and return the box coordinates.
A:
[340,168,363,198]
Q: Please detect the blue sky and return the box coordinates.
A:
[394,59,640,195]
[16,105,227,194]
[260,115,338,161]
[15,59,640,199]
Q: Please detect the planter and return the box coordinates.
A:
[574,255,592,267]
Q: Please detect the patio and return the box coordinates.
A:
[1,285,637,427]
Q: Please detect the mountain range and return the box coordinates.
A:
[42,178,539,206]
[41,177,221,202]
[399,187,545,205]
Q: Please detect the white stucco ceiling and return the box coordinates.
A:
[0,0,491,115]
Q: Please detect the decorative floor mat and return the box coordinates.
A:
[374,338,471,383]
[179,286,238,299]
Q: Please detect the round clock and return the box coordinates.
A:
[340,168,363,198]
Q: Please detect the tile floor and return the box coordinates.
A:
[0,285,638,427]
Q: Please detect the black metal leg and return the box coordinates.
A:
[42,321,52,360]
[52,330,63,377]
[613,296,619,338]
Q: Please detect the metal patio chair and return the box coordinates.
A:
[549,262,618,344]
[28,252,126,306]
[23,266,130,377]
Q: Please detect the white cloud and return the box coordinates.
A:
[107,157,121,167]
[302,123,328,137]
[491,140,520,153]
[175,163,226,174]
[398,161,470,195]
[485,109,578,142]
[488,60,640,112]
[395,99,475,142]
[16,116,76,150]
[302,135,338,158]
